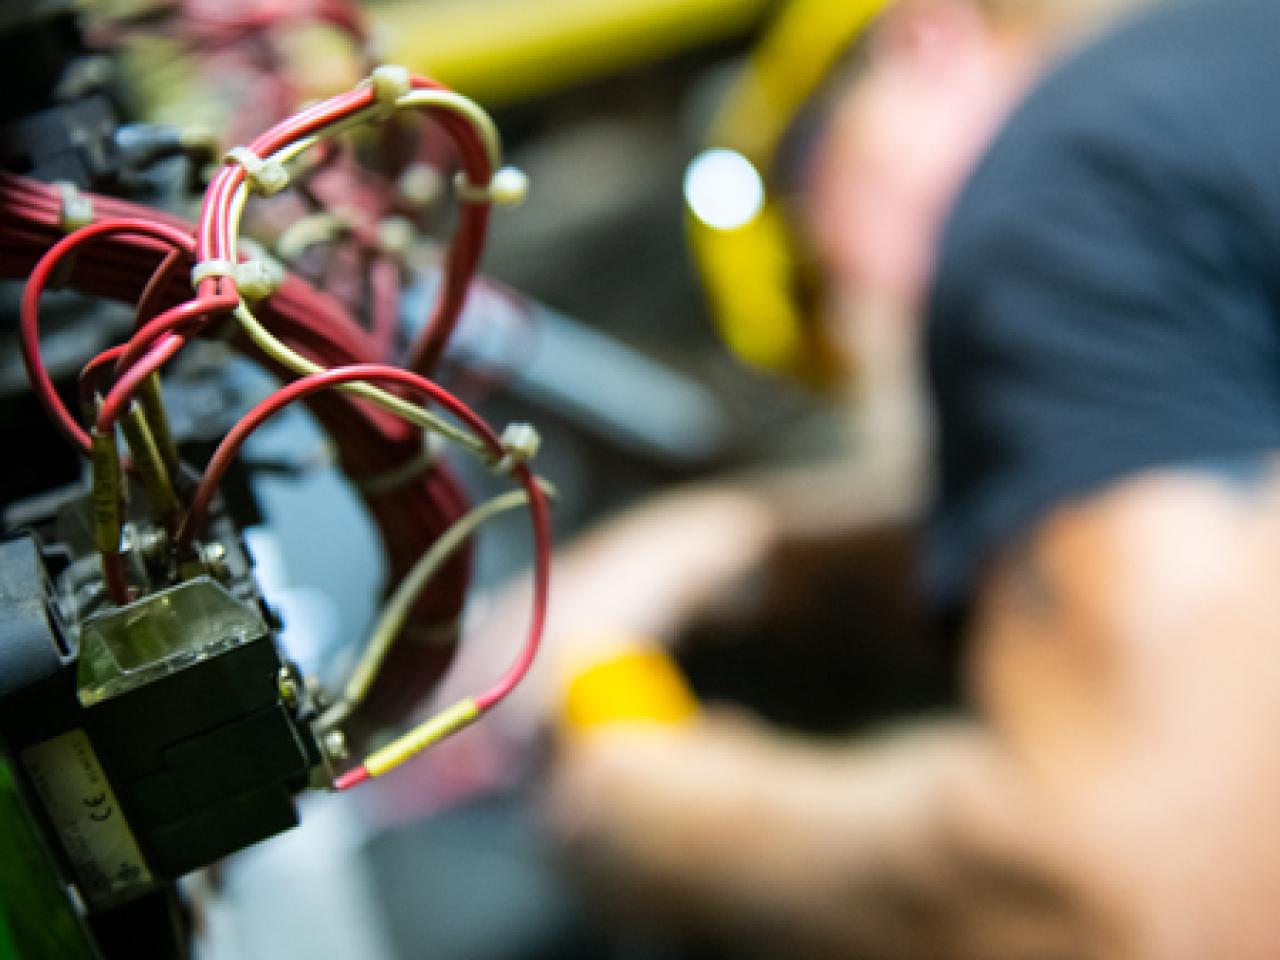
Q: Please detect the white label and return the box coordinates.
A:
[21,729,154,907]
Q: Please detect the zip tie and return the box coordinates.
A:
[454,166,529,207]
[234,258,284,301]
[225,146,290,196]
[55,182,94,232]
[191,258,237,288]
[377,216,415,257]
[191,249,281,299]
[492,422,541,474]
[369,64,412,110]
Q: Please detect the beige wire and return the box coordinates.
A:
[321,480,553,728]
[233,303,489,456]
[220,83,510,460]
[224,87,503,262]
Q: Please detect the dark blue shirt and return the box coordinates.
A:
[925,0,1280,610]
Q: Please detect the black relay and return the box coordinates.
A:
[0,514,322,914]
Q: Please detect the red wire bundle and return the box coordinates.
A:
[0,82,538,726]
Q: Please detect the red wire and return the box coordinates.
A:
[113,293,237,375]
[80,345,127,414]
[135,247,185,329]
[174,363,551,714]
[20,217,197,455]
[195,74,493,374]
[405,200,489,375]
[96,335,188,436]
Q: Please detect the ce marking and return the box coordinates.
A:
[83,792,113,822]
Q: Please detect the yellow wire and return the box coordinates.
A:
[322,482,551,728]
[363,697,482,777]
[276,212,350,262]
[393,89,502,170]
[120,401,180,522]
[233,303,489,457]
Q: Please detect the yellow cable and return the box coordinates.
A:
[363,697,482,777]
[89,428,123,556]
[711,0,892,166]
[374,0,772,106]
[120,401,180,523]
[233,303,489,457]
[137,373,180,480]
[323,482,551,728]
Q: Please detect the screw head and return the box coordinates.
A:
[199,541,229,580]
[323,729,348,762]
[278,667,300,709]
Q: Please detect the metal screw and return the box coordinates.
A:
[278,667,300,710]
[323,729,348,762]
[199,541,229,579]
[138,528,168,563]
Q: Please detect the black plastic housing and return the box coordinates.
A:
[0,533,321,906]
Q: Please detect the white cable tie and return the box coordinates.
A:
[234,258,285,301]
[398,163,443,207]
[225,146,289,196]
[492,422,541,474]
[55,181,94,232]
[454,166,529,207]
[191,258,237,287]
[377,216,415,256]
[370,64,412,108]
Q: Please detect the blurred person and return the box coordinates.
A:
[501,0,1280,958]
[460,0,1141,737]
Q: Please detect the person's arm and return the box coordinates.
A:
[548,464,1280,960]
[971,465,1280,960]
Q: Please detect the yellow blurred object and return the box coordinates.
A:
[687,0,894,381]
[374,0,773,106]
[687,196,803,372]
[562,648,699,732]
[118,22,364,146]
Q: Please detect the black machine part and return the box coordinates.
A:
[0,510,324,919]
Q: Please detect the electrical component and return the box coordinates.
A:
[0,516,321,906]
[0,7,555,950]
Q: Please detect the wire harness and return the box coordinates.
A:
[4,64,548,788]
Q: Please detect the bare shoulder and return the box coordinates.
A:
[969,459,1280,777]
[964,460,1280,958]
